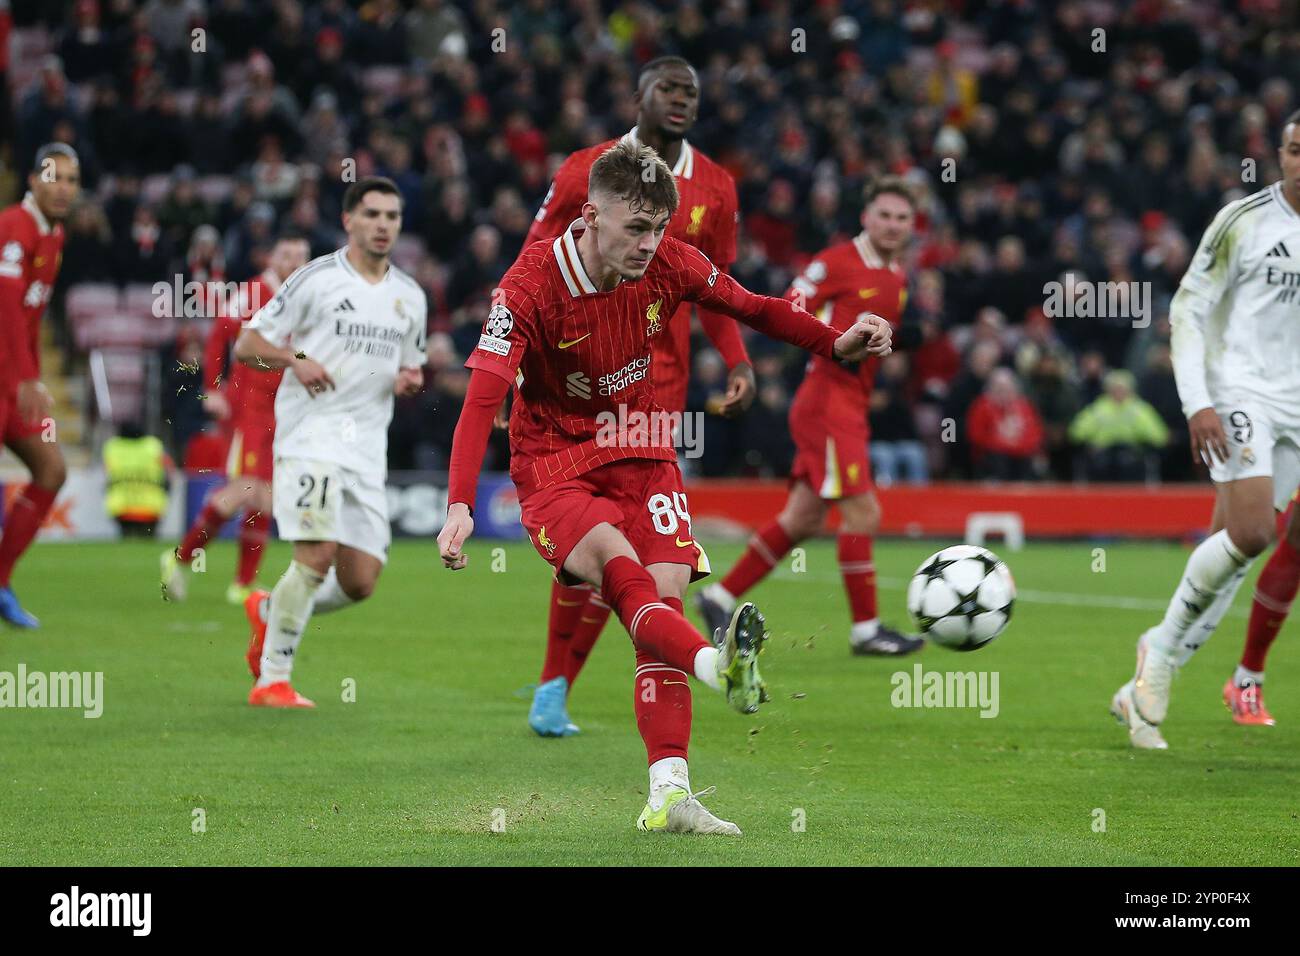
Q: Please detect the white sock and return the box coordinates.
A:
[850,618,880,644]
[693,646,722,690]
[1170,564,1249,667]
[647,757,690,810]
[705,582,736,612]
[1233,664,1264,687]
[258,561,324,686]
[312,566,356,615]
[1149,530,1251,661]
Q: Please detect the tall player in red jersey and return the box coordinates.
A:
[522,56,756,737]
[0,143,80,628]
[161,234,311,604]
[696,178,926,656]
[438,142,892,833]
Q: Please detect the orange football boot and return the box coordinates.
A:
[1223,678,1275,726]
[248,681,315,709]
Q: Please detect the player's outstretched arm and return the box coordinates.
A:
[683,245,891,362]
[234,327,335,395]
[439,368,511,570]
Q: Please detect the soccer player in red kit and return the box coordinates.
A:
[522,56,756,736]
[696,178,926,656]
[0,143,80,628]
[438,142,892,833]
[161,234,311,604]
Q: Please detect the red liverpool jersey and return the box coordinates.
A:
[0,194,65,394]
[203,274,283,425]
[525,128,746,409]
[465,222,838,498]
[786,233,908,417]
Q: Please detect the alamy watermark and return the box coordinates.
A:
[0,665,103,718]
[594,404,705,459]
[1042,274,1151,328]
[890,664,999,718]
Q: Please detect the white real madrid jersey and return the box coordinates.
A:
[1172,182,1300,421]
[248,247,428,477]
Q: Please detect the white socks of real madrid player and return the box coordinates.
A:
[311,566,357,615]
[258,560,326,685]
[1148,530,1253,666]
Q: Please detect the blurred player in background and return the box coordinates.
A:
[697,177,925,656]
[0,143,79,629]
[1111,110,1300,748]
[234,178,426,708]
[521,55,756,737]
[161,233,311,604]
[438,142,892,833]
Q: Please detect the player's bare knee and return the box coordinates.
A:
[342,577,375,602]
[1229,523,1274,558]
[294,542,336,575]
[35,457,67,492]
[779,503,823,541]
[838,495,880,535]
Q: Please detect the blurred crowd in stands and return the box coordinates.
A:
[2,0,1297,483]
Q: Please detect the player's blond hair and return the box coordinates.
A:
[588,141,680,218]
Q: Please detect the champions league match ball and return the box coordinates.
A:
[907,545,1016,651]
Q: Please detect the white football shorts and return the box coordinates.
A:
[1207,401,1300,511]
[273,457,391,563]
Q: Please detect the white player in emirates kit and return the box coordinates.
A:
[1111,111,1300,748]
[234,178,427,708]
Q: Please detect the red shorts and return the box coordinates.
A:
[788,404,872,500]
[225,418,275,481]
[518,458,710,584]
[2,392,48,444]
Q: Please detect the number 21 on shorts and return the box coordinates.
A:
[647,491,693,539]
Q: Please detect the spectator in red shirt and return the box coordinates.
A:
[967,368,1044,481]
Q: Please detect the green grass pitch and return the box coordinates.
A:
[1,537,1297,866]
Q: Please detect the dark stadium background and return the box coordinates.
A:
[2,0,1297,490]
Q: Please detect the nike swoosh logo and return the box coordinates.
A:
[557,333,591,349]
[675,537,694,548]
[859,288,878,299]
[557,600,585,607]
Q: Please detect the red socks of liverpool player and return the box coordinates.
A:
[838,533,878,627]
[1241,534,1300,673]
[177,497,230,564]
[601,556,710,674]
[0,483,58,588]
[634,596,692,763]
[540,581,591,683]
[565,592,612,687]
[720,519,795,600]
[236,510,270,586]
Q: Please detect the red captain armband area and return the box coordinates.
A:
[446,368,512,512]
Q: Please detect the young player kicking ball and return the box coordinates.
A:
[438,142,891,833]
[1111,110,1300,748]
[235,178,426,707]
[520,55,754,738]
